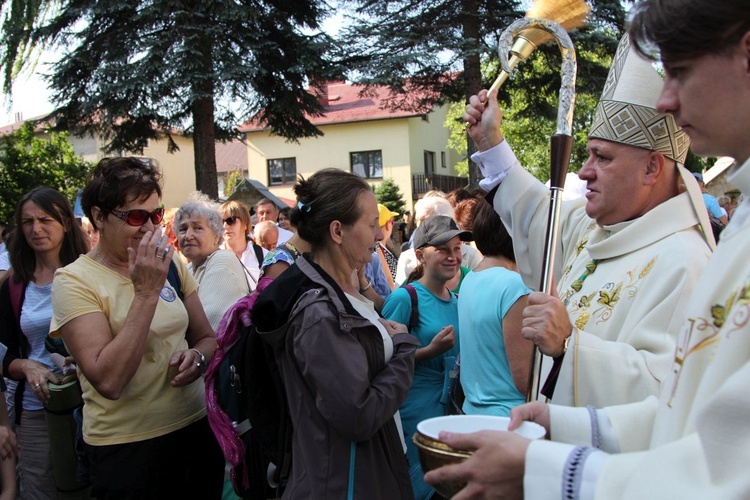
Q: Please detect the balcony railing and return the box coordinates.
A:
[411,173,468,198]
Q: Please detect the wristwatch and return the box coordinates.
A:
[562,334,572,354]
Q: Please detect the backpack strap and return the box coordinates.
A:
[166,260,184,301]
[8,277,23,322]
[8,277,28,425]
[253,243,265,268]
[403,284,419,331]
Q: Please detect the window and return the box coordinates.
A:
[350,150,383,179]
[424,150,435,177]
[441,151,447,169]
[267,158,296,185]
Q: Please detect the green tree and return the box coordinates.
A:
[374,178,406,215]
[338,0,626,185]
[223,168,245,198]
[1,0,340,198]
[337,0,523,188]
[443,1,627,182]
[0,122,91,223]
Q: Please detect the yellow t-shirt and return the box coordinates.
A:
[50,255,206,446]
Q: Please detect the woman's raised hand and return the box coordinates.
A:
[128,227,175,297]
[379,318,408,338]
[425,325,456,357]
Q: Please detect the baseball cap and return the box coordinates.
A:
[377,204,399,227]
[692,172,704,183]
[413,215,473,249]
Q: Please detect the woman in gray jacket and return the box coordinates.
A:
[252,168,418,499]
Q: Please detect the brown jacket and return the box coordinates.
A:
[254,256,417,499]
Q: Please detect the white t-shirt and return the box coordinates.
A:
[239,242,269,291]
[345,292,405,452]
[0,252,10,271]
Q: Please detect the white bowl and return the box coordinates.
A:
[417,414,546,441]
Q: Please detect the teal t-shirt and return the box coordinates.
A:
[382,281,459,500]
[458,267,530,416]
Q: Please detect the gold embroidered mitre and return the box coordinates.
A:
[588,34,690,164]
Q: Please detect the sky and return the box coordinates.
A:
[0,54,56,126]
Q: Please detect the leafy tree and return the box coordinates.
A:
[0,122,91,223]
[440,1,628,182]
[374,178,406,215]
[337,0,523,188]
[338,0,627,185]
[0,0,340,198]
[223,168,245,197]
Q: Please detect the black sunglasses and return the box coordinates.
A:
[223,216,239,226]
[110,207,165,227]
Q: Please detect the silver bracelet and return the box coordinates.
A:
[191,348,207,374]
[359,281,373,293]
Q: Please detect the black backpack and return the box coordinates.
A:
[206,276,297,499]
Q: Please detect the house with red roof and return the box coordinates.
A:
[238,80,467,208]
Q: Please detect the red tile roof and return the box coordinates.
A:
[238,81,434,133]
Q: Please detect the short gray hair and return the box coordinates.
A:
[173,192,223,239]
[414,196,454,226]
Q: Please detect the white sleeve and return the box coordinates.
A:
[470,140,521,192]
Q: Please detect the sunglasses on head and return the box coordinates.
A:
[110,207,165,227]
[223,216,239,226]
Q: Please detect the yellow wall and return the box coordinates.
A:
[245,104,460,203]
[246,118,412,201]
[406,106,460,179]
[141,135,197,209]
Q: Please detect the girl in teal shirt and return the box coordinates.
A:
[382,215,473,500]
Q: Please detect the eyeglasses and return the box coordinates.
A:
[110,208,165,226]
[223,216,239,226]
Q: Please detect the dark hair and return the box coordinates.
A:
[406,263,424,284]
[293,168,371,250]
[81,157,162,230]
[278,206,291,219]
[471,200,515,261]
[454,198,480,232]
[446,188,474,208]
[629,0,750,61]
[220,200,252,239]
[10,187,89,285]
[255,198,277,212]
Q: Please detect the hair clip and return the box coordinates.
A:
[297,201,312,213]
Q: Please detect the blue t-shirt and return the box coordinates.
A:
[382,281,459,500]
[458,267,530,416]
[365,251,391,299]
[19,282,62,410]
[703,193,724,218]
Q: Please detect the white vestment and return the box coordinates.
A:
[488,143,712,407]
[526,157,750,498]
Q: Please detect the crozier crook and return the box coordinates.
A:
[498,17,577,402]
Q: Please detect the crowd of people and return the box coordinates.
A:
[0,0,746,498]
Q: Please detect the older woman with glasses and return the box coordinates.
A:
[50,157,224,499]
[219,200,267,291]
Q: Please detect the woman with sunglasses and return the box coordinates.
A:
[219,200,267,291]
[0,187,88,499]
[50,157,224,499]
